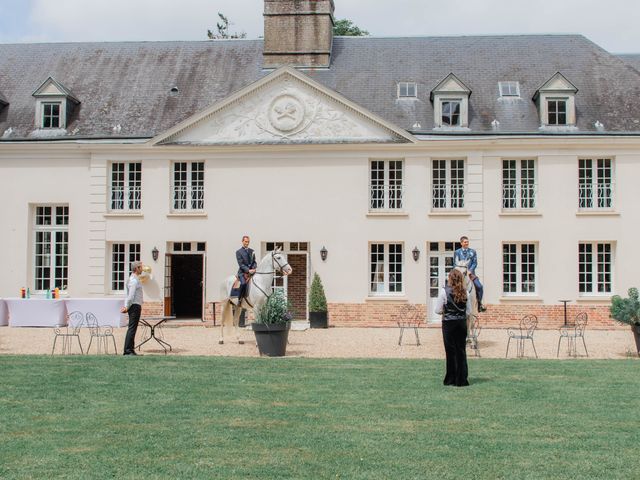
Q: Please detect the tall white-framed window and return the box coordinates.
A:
[579,158,614,209]
[502,243,537,295]
[33,205,69,291]
[369,243,403,295]
[499,81,520,97]
[502,159,537,210]
[41,102,61,128]
[172,161,205,211]
[579,242,613,295]
[110,162,141,211]
[546,98,568,125]
[398,82,417,98]
[110,243,141,292]
[369,160,404,211]
[432,159,465,209]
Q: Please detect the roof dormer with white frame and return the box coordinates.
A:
[533,72,578,130]
[32,77,80,130]
[430,73,471,130]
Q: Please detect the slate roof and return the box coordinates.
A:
[619,54,640,73]
[1,35,640,141]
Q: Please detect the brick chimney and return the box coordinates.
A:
[263,0,335,69]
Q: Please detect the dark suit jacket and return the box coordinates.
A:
[236,247,257,276]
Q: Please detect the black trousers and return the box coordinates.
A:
[123,303,141,354]
[442,318,469,387]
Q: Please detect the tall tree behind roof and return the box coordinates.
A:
[207,12,247,39]
[333,19,369,36]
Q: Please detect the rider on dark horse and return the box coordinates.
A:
[454,236,487,312]
[235,235,257,302]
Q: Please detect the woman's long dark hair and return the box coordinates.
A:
[447,269,467,304]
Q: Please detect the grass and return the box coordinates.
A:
[0,356,638,480]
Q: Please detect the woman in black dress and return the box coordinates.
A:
[435,269,471,387]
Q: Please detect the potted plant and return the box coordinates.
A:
[251,289,293,357]
[308,273,328,329]
[610,287,640,357]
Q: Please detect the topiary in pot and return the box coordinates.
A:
[610,287,640,356]
[309,273,328,328]
[252,289,293,356]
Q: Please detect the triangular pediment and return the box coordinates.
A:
[534,72,578,99]
[32,77,79,103]
[430,73,471,101]
[152,67,415,146]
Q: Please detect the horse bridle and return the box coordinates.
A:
[248,251,291,300]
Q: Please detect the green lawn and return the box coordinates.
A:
[0,356,637,480]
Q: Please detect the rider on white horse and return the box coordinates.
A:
[454,236,487,312]
[235,235,256,302]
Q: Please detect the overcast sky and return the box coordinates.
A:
[0,0,638,53]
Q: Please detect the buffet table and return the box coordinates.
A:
[5,298,68,327]
[65,298,126,327]
[0,299,8,326]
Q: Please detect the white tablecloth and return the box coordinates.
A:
[0,299,8,326]
[6,299,68,327]
[65,298,127,327]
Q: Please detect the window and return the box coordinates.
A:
[502,159,536,209]
[34,205,69,291]
[369,243,403,294]
[370,160,404,210]
[579,242,613,294]
[499,81,520,97]
[547,99,567,125]
[398,82,417,98]
[432,159,465,209]
[42,102,61,128]
[172,162,204,211]
[502,243,537,295]
[110,162,141,211]
[579,158,613,209]
[111,243,141,291]
[441,100,461,126]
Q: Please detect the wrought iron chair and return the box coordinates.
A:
[397,304,422,346]
[557,312,588,357]
[467,314,482,357]
[506,314,538,358]
[51,310,85,355]
[86,312,118,355]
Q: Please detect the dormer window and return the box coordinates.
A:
[441,100,461,126]
[430,73,471,129]
[0,92,8,111]
[398,82,417,98]
[533,72,577,128]
[499,81,520,97]
[32,77,80,130]
[42,102,61,128]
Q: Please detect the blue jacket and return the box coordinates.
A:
[454,247,477,274]
[236,247,257,276]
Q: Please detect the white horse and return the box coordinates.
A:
[218,247,292,344]
[454,258,479,324]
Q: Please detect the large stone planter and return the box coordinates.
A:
[252,322,291,357]
[309,311,328,329]
[632,325,640,357]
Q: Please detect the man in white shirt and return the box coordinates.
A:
[120,261,143,356]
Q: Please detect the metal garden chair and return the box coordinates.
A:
[557,312,588,357]
[52,310,85,355]
[397,304,422,346]
[506,314,538,358]
[86,312,118,355]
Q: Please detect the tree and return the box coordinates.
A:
[333,19,369,36]
[207,13,247,40]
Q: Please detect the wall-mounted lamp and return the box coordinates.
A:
[320,246,328,262]
[152,246,159,262]
[412,246,420,262]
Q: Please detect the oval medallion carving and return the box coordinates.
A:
[268,94,305,132]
